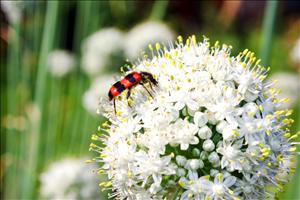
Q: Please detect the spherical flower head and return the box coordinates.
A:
[47,50,75,78]
[125,21,175,60]
[81,28,125,76]
[39,158,101,199]
[90,35,299,200]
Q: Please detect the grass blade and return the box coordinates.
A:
[23,1,59,198]
[259,0,278,66]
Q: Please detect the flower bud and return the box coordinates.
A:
[202,139,215,152]
[207,112,218,125]
[192,148,200,157]
[186,159,203,170]
[177,168,186,177]
[176,155,187,166]
[210,169,219,177]
[208,152,220,164]
[198,125,212,139]
[216,120,227,133]
[193,112,208,127]
[200,151,208,160]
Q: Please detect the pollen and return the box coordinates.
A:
[177,35,183,43]
[155,42,161,50]
[91,134,99,141]
[178,180,185,187]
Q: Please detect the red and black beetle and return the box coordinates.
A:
[108,71,158,113]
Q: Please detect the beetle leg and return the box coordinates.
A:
[126,87,132,107]
[150,76,158,86]
[113,98,116,114]
[140,83,153,98]
[148,81,154,92]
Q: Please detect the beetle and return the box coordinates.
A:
[108,71,158,114]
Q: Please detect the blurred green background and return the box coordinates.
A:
[0,1,299,199]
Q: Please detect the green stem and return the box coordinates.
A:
[23,1,59,198]
[73,1,101,54]
[284,101,300,199]
[66,0,103,156]
[259,0,278,66]
[66,75,88,155]
[284,102,300,199]
[150,0,169,21]
[45,77,61,159]
[172,187,182,200]
[6,19,21,199]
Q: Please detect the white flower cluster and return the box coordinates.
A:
[47,50,75,78]
[90,36,299,200]
[40,158,101,200]
[81,21,174,77]
[81,28,125,76]
[125,21,175,60]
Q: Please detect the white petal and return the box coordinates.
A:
[175,101,185,110]
[186,99,199,111]
[180,143,189,150]
[223,176,236,187]
[193,112,208,127]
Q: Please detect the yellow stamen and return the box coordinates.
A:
[178,180,185,187]
[148,44,153,51]
[177,35,183,43]
[155,42,161,50]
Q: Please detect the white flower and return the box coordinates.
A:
[39,158,101,200]
[90,36,299,199]
[290,38,300,65]
[82,75,116,115]
[47,50,75,77]
[133,151,176,192]
[167,118,199,150]
[276,155,297,181]
[81,28,124,76]
[124,21,175,60]
[205,173,238,200]
[0,1,22,23]
[268,72,300,109]
[217,140,244,172]
[222,122,240,141]
[137,129,168,155]
[179,171,210,199]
